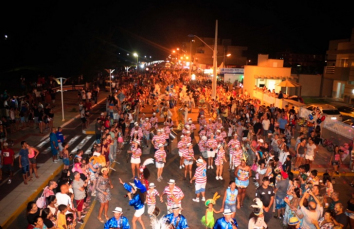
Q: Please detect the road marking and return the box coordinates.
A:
[85,141,96,154]
[67,135,80,145]
[72,136,92,152]
[37,138,50,148]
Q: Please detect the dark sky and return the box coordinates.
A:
[1,0,354,75]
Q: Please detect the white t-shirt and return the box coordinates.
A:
[248,216,267,229]
[56,192,72,209]
[262,119,270,131]
[306,143,317,157]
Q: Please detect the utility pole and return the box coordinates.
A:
[212,20,218,99]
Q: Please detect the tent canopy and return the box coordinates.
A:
[276,79,301,87]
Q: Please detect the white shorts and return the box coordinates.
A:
[156,162,165,168]
[58,142,63,151]
[147,204,155,215]
[131,157,141,164]
[179,151,183,157]
[207,150,215,158]
[195,183,206,194]
[305,155,314,161]
[184,159,193,166]
[134,207,145,217]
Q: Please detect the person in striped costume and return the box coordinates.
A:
[190,157,207,203]
[206,133,217,169]
[154,144,166,182]
[183,143,195,180]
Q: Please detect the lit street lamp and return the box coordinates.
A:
[105,69,115,94]
[188,20,218,99]
[133,53,138,72]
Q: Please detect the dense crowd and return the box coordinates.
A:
[2,68,354,229]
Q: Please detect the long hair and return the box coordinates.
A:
[135,189,146,203]
[143,167,150,180]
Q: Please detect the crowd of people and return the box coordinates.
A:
[2,68,354,229]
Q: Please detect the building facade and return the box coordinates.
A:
[323,28,354,103]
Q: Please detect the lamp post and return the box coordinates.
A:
[133,53,138,72]
[105,69,115,94]
[189,39,195,79]
[188,20,218,99]
[53,77,67,121]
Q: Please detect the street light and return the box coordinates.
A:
[188,20,218,99]
[53,77,67,121]
[133,53,138,72]
[226,53,231,57]
[105,69,115,94]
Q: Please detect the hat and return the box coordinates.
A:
[167,179,176,184]
[216,130,221,133]
[202,136,207,141]
[196,158,203,164]
[217,144,222,149]
[185,125,190,129]
[101,167,109,173]
[288,216,300,225]
[134,122,139,126]
[158,144,164,148]
[153,112,156,115]
[186,131,190,134]
[171,204,180,210]
[281,171,288,179]
[134,140,140,145]
[186,143,192,147]
[101,112,105,116]
[258,139,264,143]
[205,192,220,207]
[112,207,123,213]
[145,118,149,121]
[223,209,233,215]
[180,135,185,138]
[149,183,156,188]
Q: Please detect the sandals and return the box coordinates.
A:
[97,217,104,223]
[105,215,109,220]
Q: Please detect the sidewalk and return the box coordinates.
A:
[0,89,109,228]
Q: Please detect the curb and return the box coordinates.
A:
[2,164,64,228]
[291,170,354,177]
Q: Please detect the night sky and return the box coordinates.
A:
[1,1,353,78]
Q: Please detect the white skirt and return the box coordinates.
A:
[207,150,215,158]
[131,157,141,164]
[134,207,145,217]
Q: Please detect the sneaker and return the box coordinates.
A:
[160,176,163,180]
[201,197,205,201]
[219,176,223,180]
[208,166,211,169]
[192,198,200,202]
[53,160,58,163]
[7,179,11,184]
[157,177,161,182]
[182,164,185,168]
[216,176,219,180]
[210,165,214,169]
[81,214,87,218]
[77,219,84,224]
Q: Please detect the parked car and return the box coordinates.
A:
[337,106,354,118]
[305,104,342,121]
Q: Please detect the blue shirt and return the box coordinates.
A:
[129,194,144,210]
[50,133,58,149]
[163,214,189,229]
[19,149,29,166]
[278,118,288,129]
[213,217,238,229]
[104,216,130,229]
[56,131,64,143]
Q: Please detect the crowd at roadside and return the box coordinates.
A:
[3,67,354,229]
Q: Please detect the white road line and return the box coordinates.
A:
[71,136,92,153]
[37,138,50,148]
[67,135,80,145]
[85,141,96,154]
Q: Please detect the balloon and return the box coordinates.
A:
[321,116,326,121]
[309,114,313,120]
[317,118,322,124]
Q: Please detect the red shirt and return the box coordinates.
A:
[1,148,14,165]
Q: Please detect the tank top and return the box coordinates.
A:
[237,168,249,181]
[225,188,238,204]
[334,154,340,161]
[298,145,305,155]
[28,148,35,158]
